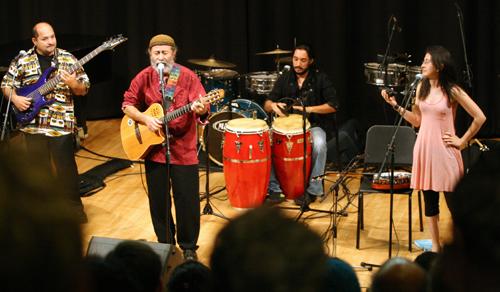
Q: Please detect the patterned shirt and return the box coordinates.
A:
[1,47,90,136]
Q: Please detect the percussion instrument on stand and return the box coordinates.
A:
[223,118,271,209]
[199,99,267,166]
[271,114,312,200]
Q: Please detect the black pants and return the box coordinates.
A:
[145,160,200,251]
[423,190,452,217]
[22,132,84,212]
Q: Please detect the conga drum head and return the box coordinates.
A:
[226,118,269,133]
[272,114,310,135]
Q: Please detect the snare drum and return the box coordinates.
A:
[245,71,278,95]
[223,118,271,208]
[271,114,312,200]
[364,63,406,87]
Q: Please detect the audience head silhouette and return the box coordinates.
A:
[210,206,329,292]
[370,257,426,292]
[167,260,213,292]
[0,148,84,292]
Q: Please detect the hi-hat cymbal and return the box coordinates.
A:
[187,57,236,68]
[256,48,292,55]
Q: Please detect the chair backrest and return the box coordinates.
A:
[364,125,416,166]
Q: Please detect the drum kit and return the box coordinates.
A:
[189,48,316,209]
[363,54,421,87]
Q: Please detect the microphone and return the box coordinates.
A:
[392,16,402,32]
[409,73,423,87]
[157,62,165,73]
[283,65,291,71]
[157,62,165,88]
[13,50,26,61]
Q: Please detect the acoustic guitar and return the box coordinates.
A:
[120,89,224,160]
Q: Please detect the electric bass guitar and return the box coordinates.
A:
[14,35,127,125]
[120,89,224,160]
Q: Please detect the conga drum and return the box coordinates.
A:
[223,118,271,208]
[272,114,312,200]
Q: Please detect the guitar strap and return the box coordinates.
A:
[162,64,180,108]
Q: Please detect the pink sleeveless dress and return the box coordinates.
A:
[410,94,464,192]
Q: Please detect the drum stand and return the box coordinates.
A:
[200,117,228,220]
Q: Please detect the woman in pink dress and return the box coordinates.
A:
[381,46,486,252]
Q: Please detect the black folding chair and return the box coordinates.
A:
[356,125,423,253]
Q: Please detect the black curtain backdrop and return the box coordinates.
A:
[1,0,498,137]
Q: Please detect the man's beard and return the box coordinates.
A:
[294,66,309,76]
[151,59,174,74]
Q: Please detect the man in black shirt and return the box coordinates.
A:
[264,44,338,205]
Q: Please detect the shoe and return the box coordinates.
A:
[266,191,285,204]
[293,193,317,206]
[414,239,433,251]
[183,249,198,261]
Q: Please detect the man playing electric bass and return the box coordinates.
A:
[1,22,90,223]
[122,34,209,261]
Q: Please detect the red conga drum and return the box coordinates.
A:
[223,118,271,208]
[272,114,312,200]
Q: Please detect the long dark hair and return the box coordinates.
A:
[418,46,458,104]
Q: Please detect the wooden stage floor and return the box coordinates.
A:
[77,119,453,289]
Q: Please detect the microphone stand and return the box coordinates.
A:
[159,65,175,245]
[361,78,418,271]
[1,88,15,142]
[379,15,399,87]
[455,2,473,90]
[455,2,474,174]
[1,51,25,143]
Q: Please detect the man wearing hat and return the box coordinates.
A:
[122,34,209,261]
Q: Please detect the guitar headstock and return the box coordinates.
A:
[202,89,225,105]
[102,35,128,51]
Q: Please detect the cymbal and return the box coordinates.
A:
[187,57,236,68]
[256,48,292,55]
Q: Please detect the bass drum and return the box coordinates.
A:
[224,99,268,121]
[200,111,245,166]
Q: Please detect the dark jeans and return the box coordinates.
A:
[145,160,200,251]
